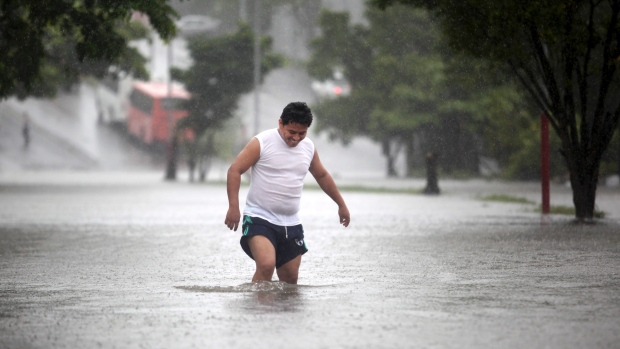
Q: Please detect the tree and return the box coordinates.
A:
[0,0,178,100]
[374,0,620,220]
[173,24,283,181]
[308,7,528,177]
[308,8,444,176]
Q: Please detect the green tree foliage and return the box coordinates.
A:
[307,11,373,140]
[174,24,283,181]
[0,0,178,99]
[308,8,441,176]
[308,6,532,177]
[373,0,620,220]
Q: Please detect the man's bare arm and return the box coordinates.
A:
[308,149,350,227]
[225,138,260,231]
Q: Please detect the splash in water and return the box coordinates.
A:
[175,281,301,293]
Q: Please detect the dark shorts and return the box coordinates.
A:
[240,215,308,269]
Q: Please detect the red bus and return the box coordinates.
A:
[126,81,192,145]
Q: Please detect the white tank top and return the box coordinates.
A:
[243,128,315,226]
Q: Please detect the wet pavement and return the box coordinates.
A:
[0,172,618,349]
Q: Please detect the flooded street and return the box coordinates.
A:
[0,173,618,348]
[1,1,619,348]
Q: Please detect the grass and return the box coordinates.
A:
[304,184,424,195]
[479,194,536,204]
[200,181,425,194]
[541,204,606,218]
[479,194,607,218]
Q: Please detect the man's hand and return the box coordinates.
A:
[338,206,350,227]
[225,207,241,231]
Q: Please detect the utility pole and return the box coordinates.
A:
[253,0,261,137]
[240,0,248,22]
[165,42,177,181]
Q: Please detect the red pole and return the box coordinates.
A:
[541,113,550,214]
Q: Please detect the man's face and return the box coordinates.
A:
[278,119,309,147]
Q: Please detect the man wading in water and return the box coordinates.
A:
[225,102,350,284]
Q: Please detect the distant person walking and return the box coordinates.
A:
[22,113,30,148]
[225,102,350,284]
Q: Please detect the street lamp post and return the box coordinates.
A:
[240,0,248,21]
[253,0,261,137]
[165,41,177,181]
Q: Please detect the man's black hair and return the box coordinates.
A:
[280,102,313,126]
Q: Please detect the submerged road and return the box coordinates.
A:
[0,172,618,349]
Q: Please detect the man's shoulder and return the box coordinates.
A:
[255,128,277,141]
[301,136,314,148]
[252,128,275,146]
[300,136,315,156]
